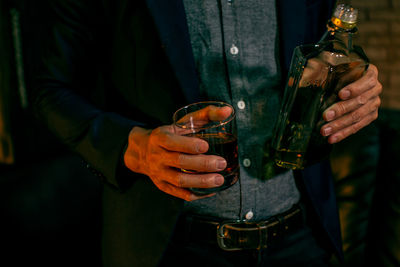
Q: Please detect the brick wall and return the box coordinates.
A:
[341,0,400,110]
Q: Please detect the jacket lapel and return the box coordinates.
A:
[145,0,200,104]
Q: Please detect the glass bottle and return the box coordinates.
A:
[272,4,369,170]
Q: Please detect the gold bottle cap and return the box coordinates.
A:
[331,4,358,30]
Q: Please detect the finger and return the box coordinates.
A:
[321,96,380,136]
[323,82,381,121]
[326,110,378,144]
[156,131,209,154]
[175,104,233,127]
[155,181,215,201]
[337,64,379,100]
[207,105,233,121]
[166,152,227,172]
[162,167,225,189]
[190,104,233,122]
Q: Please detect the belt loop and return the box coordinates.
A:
[257,223,268,249]
[276,213,285,235]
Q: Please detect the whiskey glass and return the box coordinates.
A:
[173,101,239,195]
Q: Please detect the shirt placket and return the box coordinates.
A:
[220,0,256,221]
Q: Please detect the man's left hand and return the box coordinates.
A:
[320,63,382,144]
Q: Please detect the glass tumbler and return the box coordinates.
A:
[173,101,239,195]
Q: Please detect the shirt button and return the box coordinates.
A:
[245,211,254,220]
[237,100,245,110]
[243,158,251,167]
[230,44,239,55]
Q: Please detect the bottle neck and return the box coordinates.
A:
[319,20,358,50]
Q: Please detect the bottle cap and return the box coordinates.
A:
[331,4,358,29]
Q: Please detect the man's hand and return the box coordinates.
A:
[123,126,228,201]
[123,105,233,201]
[321,64,382,144]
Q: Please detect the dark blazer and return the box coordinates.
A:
[32,0,341,266]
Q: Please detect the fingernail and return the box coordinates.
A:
[214,175,224,186]
[323,127,332,136]
[197,141,208,153]
[340,89,351,99]
[325,110,335,121]
[217,159,227,170]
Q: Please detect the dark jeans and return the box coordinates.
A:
[159,221,331,267]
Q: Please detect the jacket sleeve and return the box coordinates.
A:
[31,0,142,191]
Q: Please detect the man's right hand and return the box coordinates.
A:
[123,125,227,201]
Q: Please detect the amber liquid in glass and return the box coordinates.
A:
[183,132,239,195]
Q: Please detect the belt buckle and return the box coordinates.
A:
[216,220,265,251]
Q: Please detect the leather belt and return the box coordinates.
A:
[176,204,304,251]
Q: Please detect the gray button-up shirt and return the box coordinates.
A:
[183,0,300,221]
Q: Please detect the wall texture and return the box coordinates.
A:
[347,0,400,110]
[330,2,400,266]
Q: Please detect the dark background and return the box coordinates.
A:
[0,1,102,266]
[0,0,399,266]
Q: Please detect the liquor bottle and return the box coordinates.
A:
[272,4,369,170]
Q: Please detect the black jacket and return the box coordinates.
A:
[32,0,341,266]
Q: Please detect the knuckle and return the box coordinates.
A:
[157,133,168,144]
[148,131,160,145]
[376,81,383,93]
[357,95,367,105]
[177,153,185,166]
[176,172,184,187]
[351,110,362,123]
[368,76,377,88]
[370,64,379,77]
[329,121,339,132]
[374,97,382,110]
[366,68,374,78]
[367,66,377,78]
[200,175,209,187]
[155,128,171,143]
[372,111,379,121]
[164,133,177,148]
[202,157,213,170]
[336,102,347,116]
